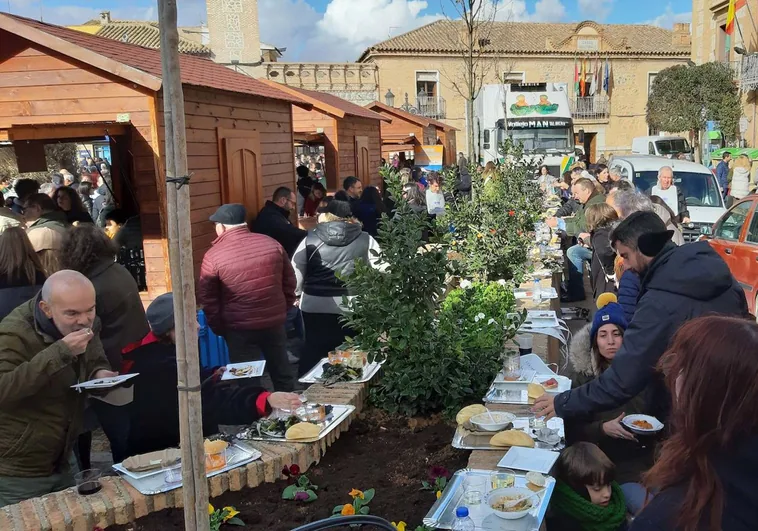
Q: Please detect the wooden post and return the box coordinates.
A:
[156,2,210,531]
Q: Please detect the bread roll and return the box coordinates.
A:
[456,404,488,426]
[527,383,545,399]
[285,422,321,440]
[203,439,228,454]
[490,429,535,448]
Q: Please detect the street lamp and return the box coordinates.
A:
[385,89,395,107]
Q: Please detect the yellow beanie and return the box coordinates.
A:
[596,292,618,310]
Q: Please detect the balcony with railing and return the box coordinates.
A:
[570,95,610,122]
[397,92,447,120]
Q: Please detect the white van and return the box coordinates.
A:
[609,155,726,242]
[631,136,693,161]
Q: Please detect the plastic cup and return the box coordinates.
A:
[75,469,102,495]
[490,470,516,490]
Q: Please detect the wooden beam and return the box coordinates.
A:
[5,122,128,141]
[0,13,162,91]
[258,79,347,119]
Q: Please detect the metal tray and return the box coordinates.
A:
[452,418,565,451]
[114,444,262,495]
[234,404,355,443]
[298,358,384,384]
[423,468,555,530]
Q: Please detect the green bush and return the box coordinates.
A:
[442,140,542,283]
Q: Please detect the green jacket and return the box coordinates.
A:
[564,193,606,237]
[0,300,110,477]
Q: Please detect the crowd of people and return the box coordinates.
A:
[531,156,756,529]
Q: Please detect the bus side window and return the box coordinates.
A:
[484,129,491,150]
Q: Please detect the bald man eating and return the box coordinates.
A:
[0,270,116,507]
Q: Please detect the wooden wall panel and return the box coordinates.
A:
[337,117,383,187]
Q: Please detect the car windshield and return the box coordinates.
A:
[655,139,690,155]
[511,128,572,152]
[634,170,723,208]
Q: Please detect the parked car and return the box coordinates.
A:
[631,136,694,161]
[706,195,758,317]
[609,155,726,242]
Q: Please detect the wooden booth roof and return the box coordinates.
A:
[261,80,389,122]
[366,101,457,132]
[0,13,309,106]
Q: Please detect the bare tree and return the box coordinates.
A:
[440,0,499,158]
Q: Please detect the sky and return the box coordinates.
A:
[4,0,694,62]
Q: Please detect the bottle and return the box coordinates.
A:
[452,507,475,531]
[532,278,541,302]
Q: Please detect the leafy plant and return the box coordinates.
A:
[647,62,741,150]
[208,504,244,530]
[421,465,451,500]
[442,140,542,282]
[281,464,318,503]
[333,488,375,516]
[392,523,433,531]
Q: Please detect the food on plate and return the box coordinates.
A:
[527,382,545,399]
[285,422,321,440]
[203,439,228,455]
[490,429,535,448]
[456,404,488,426]
[327,347,367,369]
[632,419,654,430]
[525,471,546,492]
[229,365,254,377]
[541,378,559,390]
[317,362,363,385]
[491,495,533,513]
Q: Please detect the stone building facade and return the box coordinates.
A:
[359,20,692,159]
[691,0,758,146]
[264,63,379,107]
[205,0,263,77]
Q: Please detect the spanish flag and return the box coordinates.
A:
[726,0,747,36]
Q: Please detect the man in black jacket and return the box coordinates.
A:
[534,211,748,422]
[252,187,306,258]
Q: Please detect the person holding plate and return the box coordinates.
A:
[120,293,301,458]
[0,270,115,507]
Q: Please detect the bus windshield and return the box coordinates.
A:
[510,128,572,152]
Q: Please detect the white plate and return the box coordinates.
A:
[298,358,384,384]
[487,487,540,520]
[621,414,664,434]
[235,404,356,443]
[493,370,536,384]
[71,373,138,390]
[497,447,560,474]
[220,361,266,380]
[532,374,571,395]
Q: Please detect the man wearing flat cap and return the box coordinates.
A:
[534,211,748,423]
[197,204,297,391]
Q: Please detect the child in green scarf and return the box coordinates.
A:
[546,442,629,531]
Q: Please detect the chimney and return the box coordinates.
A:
[100,11,111,25]
[672,22,691,47]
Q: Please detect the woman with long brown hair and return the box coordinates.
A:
[0,226,46,320]
[631,315,758,531]
[52,185,93,224]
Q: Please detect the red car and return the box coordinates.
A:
[707,196,758,316]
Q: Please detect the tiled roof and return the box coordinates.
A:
[91,21,210,55]
[367,101,458,131]
[360,19,690,60]
[264,82,388,121]
[3,14,307,105]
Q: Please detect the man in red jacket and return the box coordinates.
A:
[198,204,297,391]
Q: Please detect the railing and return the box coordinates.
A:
[411,95,447,119]
[570,95,610,120]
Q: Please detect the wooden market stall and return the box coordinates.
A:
[0,13,308,302]
[366,101,458,166]
[261,80,388,190]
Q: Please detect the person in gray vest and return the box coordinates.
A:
[291,200,382,375]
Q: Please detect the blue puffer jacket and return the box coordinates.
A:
[617,269,640,323]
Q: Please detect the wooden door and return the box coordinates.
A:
[355,135,370,184]
[221,134,263,221]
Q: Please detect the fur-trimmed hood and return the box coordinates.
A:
[569,324,603,378]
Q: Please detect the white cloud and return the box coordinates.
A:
[477,0,567,23]
[577,0,612,21]
[645,3,692,29]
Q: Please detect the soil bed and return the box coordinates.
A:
[112,410,468,530]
